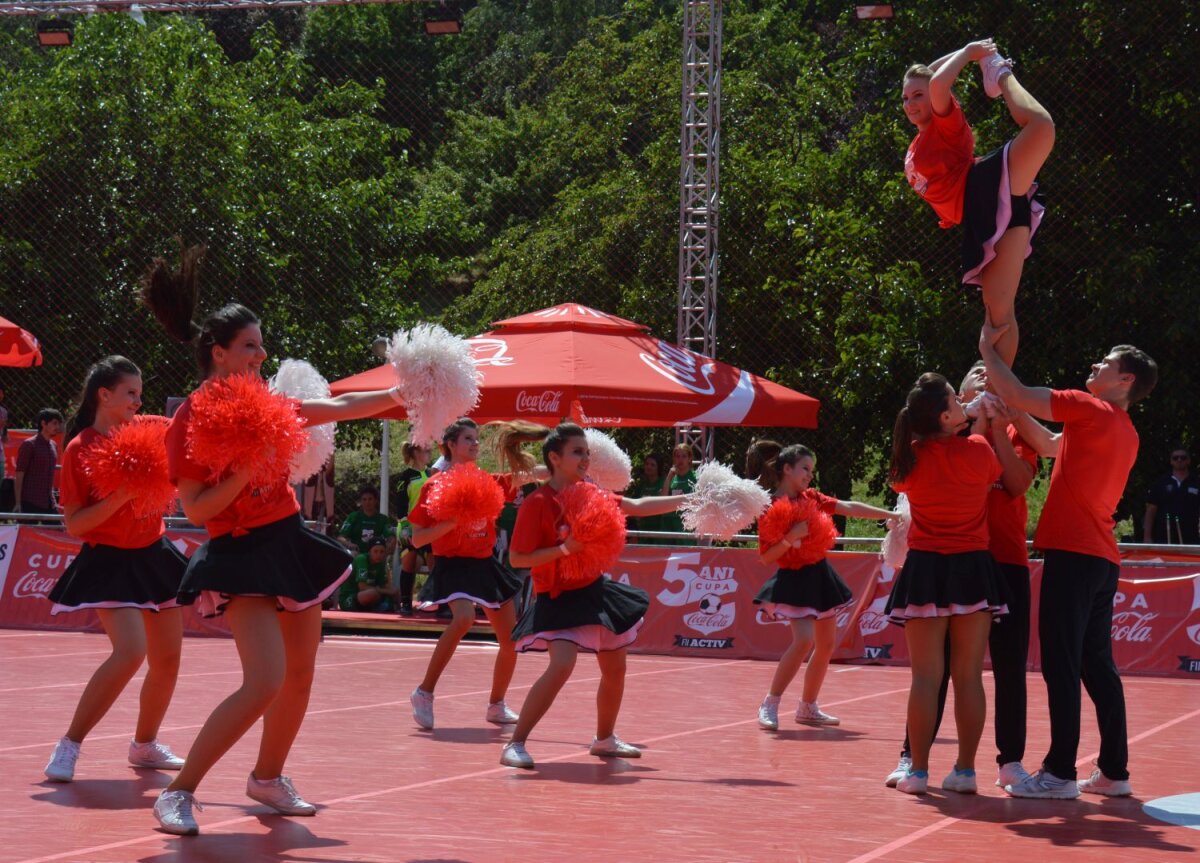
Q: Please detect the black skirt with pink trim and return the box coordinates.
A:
[178,513,352,618]
[753,560,853,623]
[512,576,649,653]
[960,142,1046,286]
[48,537,186,615]
[884,549,1010,624]
[417,555,522,609]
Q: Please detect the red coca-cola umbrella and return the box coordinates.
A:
[0,316,43,367]
[329,304,819,428]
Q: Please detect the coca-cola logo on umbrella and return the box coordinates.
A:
[515,390,563,414]
[468,337,515,367]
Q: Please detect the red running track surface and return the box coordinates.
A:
[0,628,1198,862]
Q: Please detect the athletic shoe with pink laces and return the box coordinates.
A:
[981,53,1014,99]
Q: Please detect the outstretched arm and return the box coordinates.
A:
[1012,411,1060,459]
[928,39,997,115]
[979,322,1054,419]
[299,389,402,427]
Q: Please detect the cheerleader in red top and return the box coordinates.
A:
[903,38,1054,367]
[884,373,1009,796]
[498,423,685,770]
[141,244,407,835]
[752,445,896,731]
[407,417,533,731]
[43,357,188,783]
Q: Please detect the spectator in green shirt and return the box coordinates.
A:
[627,454,672,544]
[338,486,397,555]
[659,444,698,545]
[338,538,397,611]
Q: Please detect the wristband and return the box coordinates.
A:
[558,544,570,558]
[779,539,792,549]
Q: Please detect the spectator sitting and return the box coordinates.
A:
[338,486,397,555]
[15,407,64,520]
[338,538,398,612]
[1143,446,1200,545]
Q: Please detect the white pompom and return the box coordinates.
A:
[387,323,480,445]
[681,461,771,541]
[880,492,911,569]
[269,359,335,483]
[583,429,632,492]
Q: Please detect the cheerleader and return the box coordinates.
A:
[499,423,685,769]
[903,39,1054,366]
[43,357,187,782]
[753,445,896,730]
[142,244,406,835]
[885,373,1009,795]
[407,418,535,730]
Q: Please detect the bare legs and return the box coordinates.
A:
[480,602,518,704]
[978,67,1055,368]
[64,607,182,744]
[419,598,517,705]
[766,616,837,703]
[510,641,630,744]
[904,612,991,772]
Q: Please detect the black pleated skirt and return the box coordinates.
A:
[417,555,522,608]
[512,576,649,653]
[753,559,853,622]
[49,537,186,615]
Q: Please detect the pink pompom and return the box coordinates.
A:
[80,415,176,519]
[425,463,505,527]
[555,482,626,593]
[187,373,309,488]
[757,495,839,568]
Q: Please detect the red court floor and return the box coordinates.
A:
[1,628,1198,863]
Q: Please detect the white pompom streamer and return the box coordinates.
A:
[269,359,335,483]
[881,492,911,569]
[583,429,632,492]
[681,461,771,541]
[387,323,480,444]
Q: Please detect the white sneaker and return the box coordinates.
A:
[589,735,641,758]
[996,760,1031,788]
[246,773,317,816]
[794,701,840,726]
[1078,768,1133,797]
[500,741,534,769]
[154,789,201,835]
[1004,769,1080,799]
[485,701,519,725]
[757,696,780,730]
[941,766,978,794]
[411,687,434,730]
[885,755,912,787]
[980,53,1014,99]
[44,737,81,782]
[896,769,928,795]
[128,739,185,770]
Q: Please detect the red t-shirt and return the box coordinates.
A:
[905,96,975,228]
[408,470,517,558]
[510,483,626,595]
[988,427,1039,567]
[1034,390,1138,565]
[60,427,166,549]
[165,395,299,539]
[892,434,1001,554]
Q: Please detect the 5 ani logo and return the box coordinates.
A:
[657,552,737,644]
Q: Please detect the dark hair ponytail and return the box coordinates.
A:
[889,373,952,483]
[65,356,141,444]
[542,422,586,472]
[745,438,783,491]
[140,240,259,378]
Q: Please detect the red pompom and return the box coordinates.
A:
[79,415,176,519]
[555,482,626,593]
[425,463,505,527]
[186,373,309,488]
[757,494,840,568]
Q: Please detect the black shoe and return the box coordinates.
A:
[399,600,414,616]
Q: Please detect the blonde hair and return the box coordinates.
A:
[486,420,552,477]
[903,63,933,86]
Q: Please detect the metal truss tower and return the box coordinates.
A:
[675,0,722,461]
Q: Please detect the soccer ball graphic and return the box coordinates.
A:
[698,593,723,615]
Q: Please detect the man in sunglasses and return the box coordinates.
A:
[1143,447,1200,545]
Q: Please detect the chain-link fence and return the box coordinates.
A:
[0,0,1195,532]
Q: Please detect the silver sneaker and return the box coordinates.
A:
[45,737,81,783]
[996,760,1031,788]
[589,735,641,758]
[246,774,317,816]
[1078,768,1133,797]
[154,789,202,835]
[411,687,434,730]
[1004,769,1080,799]
[128,739,185,770]
[757,697,780,730]
[485,701,519,725]
[885,755,912,787]
[794,702,840,726]
[500,741,535,769]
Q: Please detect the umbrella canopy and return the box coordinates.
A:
[0,316,42,368]
[329,304,819,428]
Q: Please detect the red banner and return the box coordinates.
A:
[0,526,228,636]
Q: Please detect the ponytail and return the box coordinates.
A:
[486,420,552,476]
[65,356,141,445]
[889,407,916,484]
[745,438,783,491]
[889,373,952,483]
